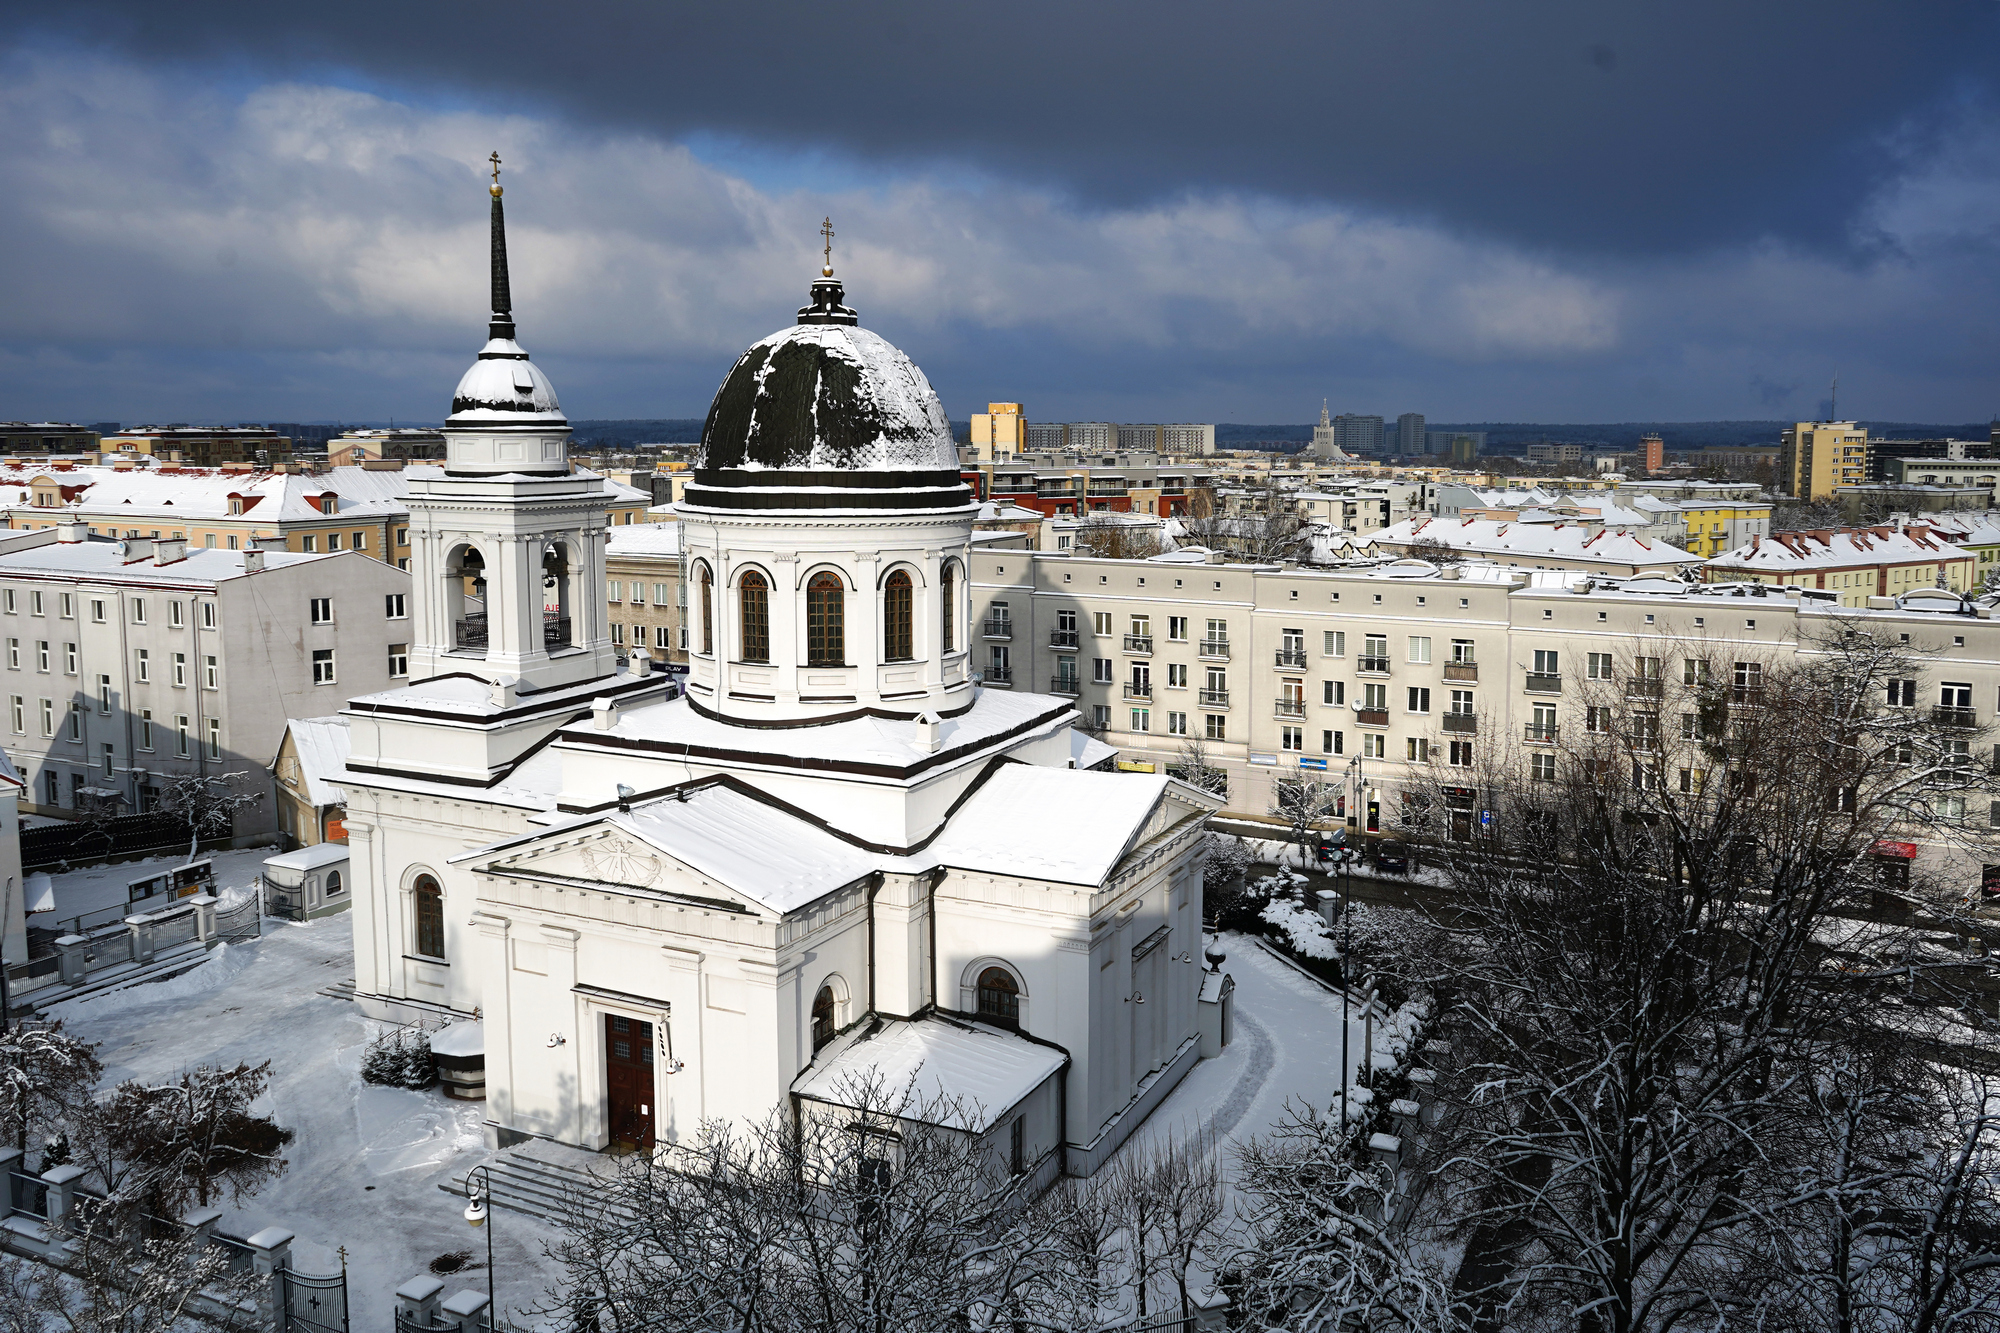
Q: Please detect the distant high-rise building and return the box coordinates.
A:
[1638,434,1665,474]
[1778,421,1868,500]
[1427,429,1486,458]
[968,402,1025,461]
[1310,401,1343,458]
[1333,413,1385,456]
[1396,412,1426,457]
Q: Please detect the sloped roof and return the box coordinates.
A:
[606,522,684,557]
[926,764,1199,886]
[279,716,351,807]
[1707,526,1971,571]
[1378,516,1679,566]
[793,1016,1066,1131]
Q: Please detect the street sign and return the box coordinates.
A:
[1298,757,1327,770]
[1480,809,1493,829]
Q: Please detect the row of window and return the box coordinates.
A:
[310,594,408,625]
[606,581,677,605]
[11,695,218,756]
[610,624,678,650]
[693,563,958,666]
[5,591,218,628]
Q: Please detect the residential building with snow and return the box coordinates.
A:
[337,191,1221,1177]
[272,715,352,847]
[604,522,686,667]
[1779,420,1869,500]
[0,524,408,833]
[1704,525,1974,605]
[0,459,654,569]
[974,547,2000,897]
[1372,516,1689,578]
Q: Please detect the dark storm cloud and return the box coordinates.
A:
[9,0,1997,256]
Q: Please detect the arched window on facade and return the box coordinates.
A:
[696,564,713,656]
[739,571,769,662]
[812,985,837,1051]
[806,573,845,666]
[976,967,1020,1029]
[325,870,343,898]
[941,562,956,653]
[413,875,445,959]
[883,570,914,662]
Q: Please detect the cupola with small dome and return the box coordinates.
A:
[676,221,979,724]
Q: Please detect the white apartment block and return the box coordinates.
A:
[973,548,2000,898]
[0,524,411,833]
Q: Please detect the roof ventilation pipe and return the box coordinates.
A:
[593,697,620,730]
[914,712,941,753]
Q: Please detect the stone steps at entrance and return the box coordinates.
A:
[440,1139,638,1225]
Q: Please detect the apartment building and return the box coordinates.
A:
[1374,517,1688,578]
[980,454,1214,518]
[967,403,1025,463]
[604,522,687,667]
[972,549,2000,897]
[0,423,101,456]
[0,461,652,567]
[1779,421,1869,500]
[0,523,409,833]
[102,426,294,467]
[1704,526,1974,604]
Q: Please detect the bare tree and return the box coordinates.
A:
[1272,775,1339,869]
[1180,484,1310,562]
[1069,514,1163,560]
[1402,535,1466,568]
[536,1076,1121,1333]
[152,771,263,843]
[1402,629,2000,1333]
[1169,737,1228,799]
[1,1020,101,1154]
[0,1197,262,1333]
[1771,498,1846,533]
[89,1062,292,1216]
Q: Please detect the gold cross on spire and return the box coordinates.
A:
[821,216,835,277]
[489,151,503,197]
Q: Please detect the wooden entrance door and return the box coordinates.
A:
[604,1014,655,1150]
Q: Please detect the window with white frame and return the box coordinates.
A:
[309,597,332,625]
[388,644,408,677]
[206,718,221,759]
[203,655,218,689]
[1408,635,1431,664]
[175,714,189,757]
[172,653,186,686]
[311,649,335,684]
[385,593,406,619]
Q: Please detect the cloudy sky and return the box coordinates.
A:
[1,1,1997,427]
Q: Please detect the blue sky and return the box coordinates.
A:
[0,2,1996,427]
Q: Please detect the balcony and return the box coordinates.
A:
[1933,705,1978,728]
[1050,630,1080,650]
[981,619,1013,640]
[1124,634,1154,655]
[1198,639,1231,660]
[1123,682,1154,701]
[1275,699,1306,719]
[1050,677,1080,696]
[1624,679,1664,701]
[1442,712,1477,734]
[1197,689,1230,710]
[1526,673,1563,694]
[1444,662,1478,682]
[984,666,1013,685]
[1356,655,1392,675]
[1275,649,1308,669]
[1354,708,1389,727]
[1524,724,1559,744]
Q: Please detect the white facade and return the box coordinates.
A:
[342,202,1218,1174]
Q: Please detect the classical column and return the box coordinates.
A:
[661,943,705,1136]
[469,911,513,1142]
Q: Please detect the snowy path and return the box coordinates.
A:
[46,917,567,1328]
[1110,932,1368,1180]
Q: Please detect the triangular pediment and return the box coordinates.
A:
[473,822,771,917]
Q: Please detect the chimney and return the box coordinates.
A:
[242,549,265,573]
[252,535,287,552]
[153,537,187,565]
[627,647,651,677]
[914,712,941,753]
[592,697,620,730]
[118,538,153,564]
[56,518,87,544]
[489,676,518,708]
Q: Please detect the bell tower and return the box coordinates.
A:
[404,157,619,691]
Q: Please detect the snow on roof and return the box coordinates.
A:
[1070,730,1119,769]
[599,784,880,914]
[793,1017,1066,1132]
[605,522,684,557]
[1378,517,1680,566]
[262,841,350,873]
[594,687,1070,775]
[925,764,1176,886]
[0,747,21,791]
[279,716,351,807]
[1708,526,1972,571]
[0,542,340,585]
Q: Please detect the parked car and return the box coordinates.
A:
[1373,840,1409,874]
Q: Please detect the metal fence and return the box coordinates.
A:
[7,1170,47,1218]
[216,894,263,943]
[21,812,197,869]
[283,1264,350,1333]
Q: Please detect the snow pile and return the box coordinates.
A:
[44,941,255,1020]
[1260,897,1336,960]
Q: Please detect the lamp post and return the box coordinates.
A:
[462,1165,495,1329]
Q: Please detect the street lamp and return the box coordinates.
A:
[462,1164,495,1329]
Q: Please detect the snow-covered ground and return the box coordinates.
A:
[33,845,274,926]
[37,847,1389,1325]
[43,903,565,1326]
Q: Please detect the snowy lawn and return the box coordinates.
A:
[34,845,275,926]
[42,914,567,1328]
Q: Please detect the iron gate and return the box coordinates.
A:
[281,1264,349,1333]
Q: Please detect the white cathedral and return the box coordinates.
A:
[341,176,1221,1179]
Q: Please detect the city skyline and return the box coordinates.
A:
[0,3,1996,425]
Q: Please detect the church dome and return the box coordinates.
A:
[684,273,970,511]
[448,338,565,425]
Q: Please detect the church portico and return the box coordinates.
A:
[338,175,1226,1176]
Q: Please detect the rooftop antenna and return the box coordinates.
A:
[1830,371,1838,423]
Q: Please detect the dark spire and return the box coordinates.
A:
[487,151,515,343]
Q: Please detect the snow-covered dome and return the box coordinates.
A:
[448,338,565,425]
[683,273,970,512]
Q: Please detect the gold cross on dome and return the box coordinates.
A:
[821,216,835,274]
[489,151,502,185]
